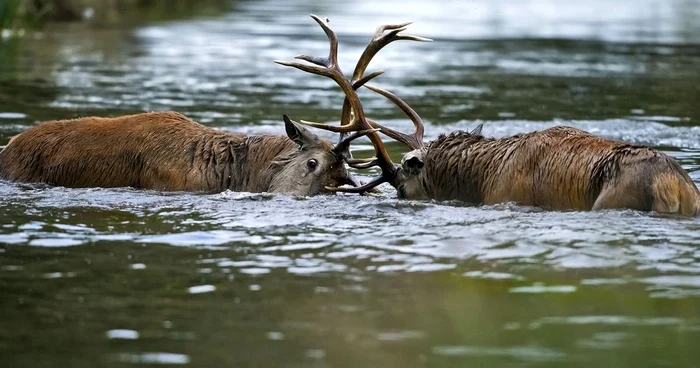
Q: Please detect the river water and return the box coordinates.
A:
[1,0,700,366]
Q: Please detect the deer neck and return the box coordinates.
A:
[227,135,297,193]
[422,133,515,203]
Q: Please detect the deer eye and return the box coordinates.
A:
[306,158,318,171]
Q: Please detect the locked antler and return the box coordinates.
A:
[275,14,400,193]
[341,22,429,151]
[297,17,429,152]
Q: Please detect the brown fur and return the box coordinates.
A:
[7,134,19,146]
[0,111,349,195]
[395,126,700,215]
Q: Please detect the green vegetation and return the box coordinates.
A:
[0,0,23,31]
[1,0,231,32]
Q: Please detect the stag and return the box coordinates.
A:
[275,14,429,192]
[358,95,700,215]
[0,111,372,195]
[281,16,700,215]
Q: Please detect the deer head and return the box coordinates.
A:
[267,115,371,195]
[275,14,431,196]
[393,123,484,199]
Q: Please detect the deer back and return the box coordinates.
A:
[416,126,700,212]
[0,111,349,195]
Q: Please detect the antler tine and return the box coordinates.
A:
[364,118,419,151]
[297,119,357,133]
[332,128,381,159]
[274,60,335,79]
[275,15,365,135]
[354,22,432,81]
[333,68,384,149]
[347,159,380,170]
[303,14,339,68]
[339,21,432,128]
[364,84,424,149]
[309,85,425,149]
[346,157,376,165]
[353,70,385,90]
[276,14,398,193]
[325,176,388,193]
[273,14,341,81]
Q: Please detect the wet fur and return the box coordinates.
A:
[0,111,346,195]
[404,126,700,215]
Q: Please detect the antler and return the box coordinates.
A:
[289,17,430,150]
[275,14,398,193]
[332,128,381,160]
[341,22,430,152]
[363,84,425,150]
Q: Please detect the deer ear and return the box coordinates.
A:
[470,124,483,136]
[283,115,320,149]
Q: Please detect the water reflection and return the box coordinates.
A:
[2,0,700,366]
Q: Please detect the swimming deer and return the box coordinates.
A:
[0,111,370,196]
[281,16,700,215]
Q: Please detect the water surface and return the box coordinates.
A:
[2,0,700,366]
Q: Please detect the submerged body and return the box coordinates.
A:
[0,111,349,195]
[396,126,700,215]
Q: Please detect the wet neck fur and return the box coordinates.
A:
[420,132,523,203]
[205,134,296,193]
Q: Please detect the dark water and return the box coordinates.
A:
[2,0,700,366]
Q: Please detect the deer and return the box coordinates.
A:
[278,16,700,216]
[0,111,374,196]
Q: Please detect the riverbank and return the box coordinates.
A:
[1,0,232,33]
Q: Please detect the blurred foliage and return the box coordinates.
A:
[0,0,23,31]
[0,0,233,31]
